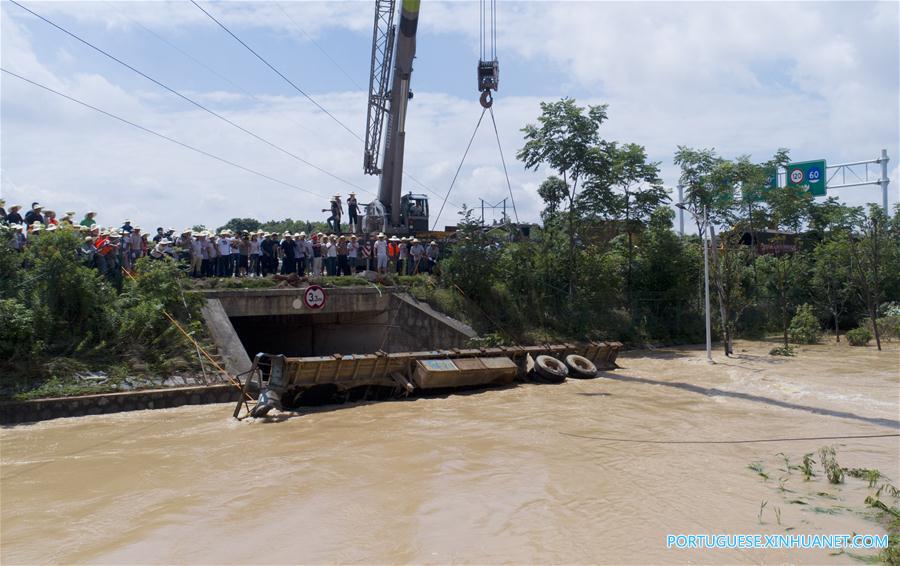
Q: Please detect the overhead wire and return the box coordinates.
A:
[432,107,487,230]
[273,1,365,92]
[2,68,325,198]
[190,0,364,144]
[189,0,463,211]
[8,0,374,197]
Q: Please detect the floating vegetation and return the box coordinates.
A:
[818,446,844,484]
[748,461,769,481]
[846,468,882,488]
[800,453,816,480]
[758,500,768,524]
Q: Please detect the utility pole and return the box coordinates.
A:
[881,148,890,213]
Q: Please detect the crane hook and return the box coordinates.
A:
[480,90,493,109]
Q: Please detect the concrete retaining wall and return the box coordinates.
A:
[388,293,477,351]
[0,385,240,425]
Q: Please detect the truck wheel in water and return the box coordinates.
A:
[564,354,598,379]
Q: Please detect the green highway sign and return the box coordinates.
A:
[745,167,777,203]
[786,159,827,197]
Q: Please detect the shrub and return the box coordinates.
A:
[788,304,822,344]
[769,344,795,356]
[846,327,873,346]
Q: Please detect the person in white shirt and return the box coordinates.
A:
[325,235,338,276]
[397,238,409,275]
[374,233,388,274]
[216,232,232,276]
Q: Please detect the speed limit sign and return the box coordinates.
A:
[303,285,327,310]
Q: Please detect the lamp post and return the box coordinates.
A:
[676,203,712,362]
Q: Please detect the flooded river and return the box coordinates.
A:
[2,340,898,564]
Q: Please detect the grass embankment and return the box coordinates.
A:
[1,230,215,402]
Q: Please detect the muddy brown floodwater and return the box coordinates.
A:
[2,340,899,564]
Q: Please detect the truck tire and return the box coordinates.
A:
[534,355,568,383]
[564,354,598,379]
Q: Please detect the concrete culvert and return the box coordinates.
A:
[534,355,568,383]
[564,354,598,379]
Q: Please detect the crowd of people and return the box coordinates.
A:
[1,200,441,279]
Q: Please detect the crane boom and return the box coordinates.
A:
[363,0,396,176]
[364,0,420,229]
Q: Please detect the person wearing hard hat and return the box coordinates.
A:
[347,192,359,233]
[425,240,440,273]
[348,235,359,273]
[25,203,44,226]
[374,233,388,274]
[410,238,425,274]
[323,195,343,234]
[6,204,24,225]
[80,210,97,228]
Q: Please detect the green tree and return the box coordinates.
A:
[811,237,854,342]
[580,142,666,312]
[518,98,611,300]
[848,205,896,351]
[219,217,261,234]
[757,253,809,349]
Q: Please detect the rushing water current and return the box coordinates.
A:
[2,341,899,564]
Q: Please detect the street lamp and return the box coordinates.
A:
[676,203,713,362]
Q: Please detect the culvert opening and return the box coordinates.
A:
[228,307,444,359]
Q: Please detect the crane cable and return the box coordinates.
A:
[488,107,519,225]
[431,107,487,231]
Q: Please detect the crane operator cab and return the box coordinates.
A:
[402,192,429,232]
[362,193,429,235]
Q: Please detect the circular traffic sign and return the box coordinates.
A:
[789,168,804,184]
[303,285,327,310]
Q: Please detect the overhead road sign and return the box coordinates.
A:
[786,159,827,196]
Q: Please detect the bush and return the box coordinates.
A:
[769,344,796,356]
[788,304,822,344]
[846,327,873,346]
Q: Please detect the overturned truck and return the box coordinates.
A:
[234,342,621,419]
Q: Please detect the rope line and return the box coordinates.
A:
[191,0,364,144]
[1,69,322,198]
[560,432,900,445]
[432,107,487,230]
[9,0,371,197]
[488,107,519,224]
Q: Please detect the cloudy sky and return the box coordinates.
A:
[1,0,897,232]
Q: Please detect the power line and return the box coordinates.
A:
[273,1,365,92]
[560,432,900,445]
[9,0,372,197]
[1,68,325,199]
[190,0,364,144]
[190,0,459,210]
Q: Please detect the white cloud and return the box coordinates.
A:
[1,1,897,232]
